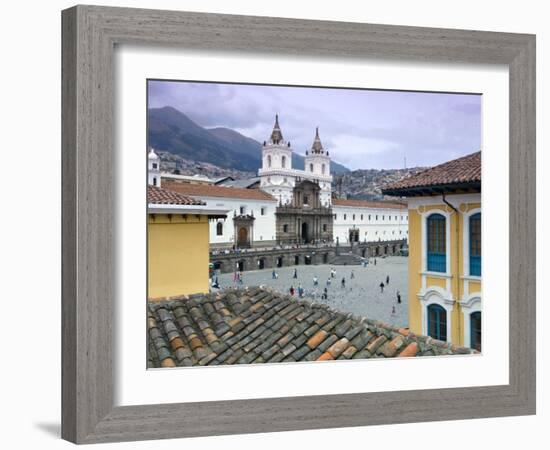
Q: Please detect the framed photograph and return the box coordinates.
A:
[61,5,536,444]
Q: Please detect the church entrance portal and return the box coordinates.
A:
[237,227,248,248]
[301,222,310,244]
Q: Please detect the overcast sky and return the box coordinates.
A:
[148,80,481,170]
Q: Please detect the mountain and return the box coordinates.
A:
[148,107,259,171]
[148,106,350,174]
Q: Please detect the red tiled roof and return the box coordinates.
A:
[148,185,205,206]
[147,287,476,368]
[163,181,277,202]
[332,198,407,210]
[382,151,481,196]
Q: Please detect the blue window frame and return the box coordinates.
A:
[427,304,447,341]
[469,213,481,276]
[427,213,446,272]
[470,311,482,351]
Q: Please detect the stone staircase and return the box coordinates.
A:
[328,252,363,265]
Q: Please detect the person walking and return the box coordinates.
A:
[386,275,390,285]
[374,258,377,266]
[289,285,295,296]
[298,284,304,298]
[351,270,355,279]
[313,275,319,287]
[379,281,385,293]
[322,287,328,300]
[293,268,298,279]
[397,290,402,304]
[272,269,276,279]
[341,277,346,289]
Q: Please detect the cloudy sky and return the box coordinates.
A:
[148,80,481,170]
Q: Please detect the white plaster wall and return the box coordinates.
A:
[332,205,409,244]
[185,195,278,245]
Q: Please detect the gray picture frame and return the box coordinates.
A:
[61,5,536,444]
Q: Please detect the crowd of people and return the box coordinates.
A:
[210,257,404,321]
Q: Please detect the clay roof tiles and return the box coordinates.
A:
[382,151,481,196]
[147,287,476,368]
[147,185,205,206]
[332,198,407,209]
[163,181,277,202]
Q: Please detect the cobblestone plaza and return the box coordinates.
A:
[216,256,409,328]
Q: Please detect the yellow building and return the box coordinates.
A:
[383,152,481,350]
[147,185,227,299]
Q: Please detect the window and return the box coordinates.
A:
[382,215,385,221]
[344,214,347,220]
[428,304,447,341]
[352,214,355,220]
[427,213,446,272]
[240,206,245,215]
[323,224,327,232]
[303,195,309,205]
[389,216,391,221]
[152,163,158,169]
[309,163,314,172]
[216,222,223,236]
[361,214,363,220]
[267,155,272,168]
[469,213,481,276]
[282,156,286,168]
[368,214,371,221]
[470,311,482,351]
[261,207,266,216]
[334,214,337,220]
[152,177,157,186]
[322,164,326,174]
[283,224,289,233]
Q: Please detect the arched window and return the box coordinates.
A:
[427,304,447,341]
[309,163,314,172]
[152,177,157,186]
[267,155,272,168]
[469,213,481,276]
[427,213,446,272]
[281,156,286,168]
[322,164,326,174]
[216,222,223,236]
[470,311,481,351]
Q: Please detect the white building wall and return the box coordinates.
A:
[332,205,409,245]
[184,195,278,246]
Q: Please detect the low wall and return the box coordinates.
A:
[210,239,407,274]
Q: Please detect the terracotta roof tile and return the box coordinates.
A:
[147,185,205,206]
[147,287,477,368]
[332,198,407,209]
[163,181,277,202]
[382,151,481,195]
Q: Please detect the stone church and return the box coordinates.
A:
[275,179,334,244]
